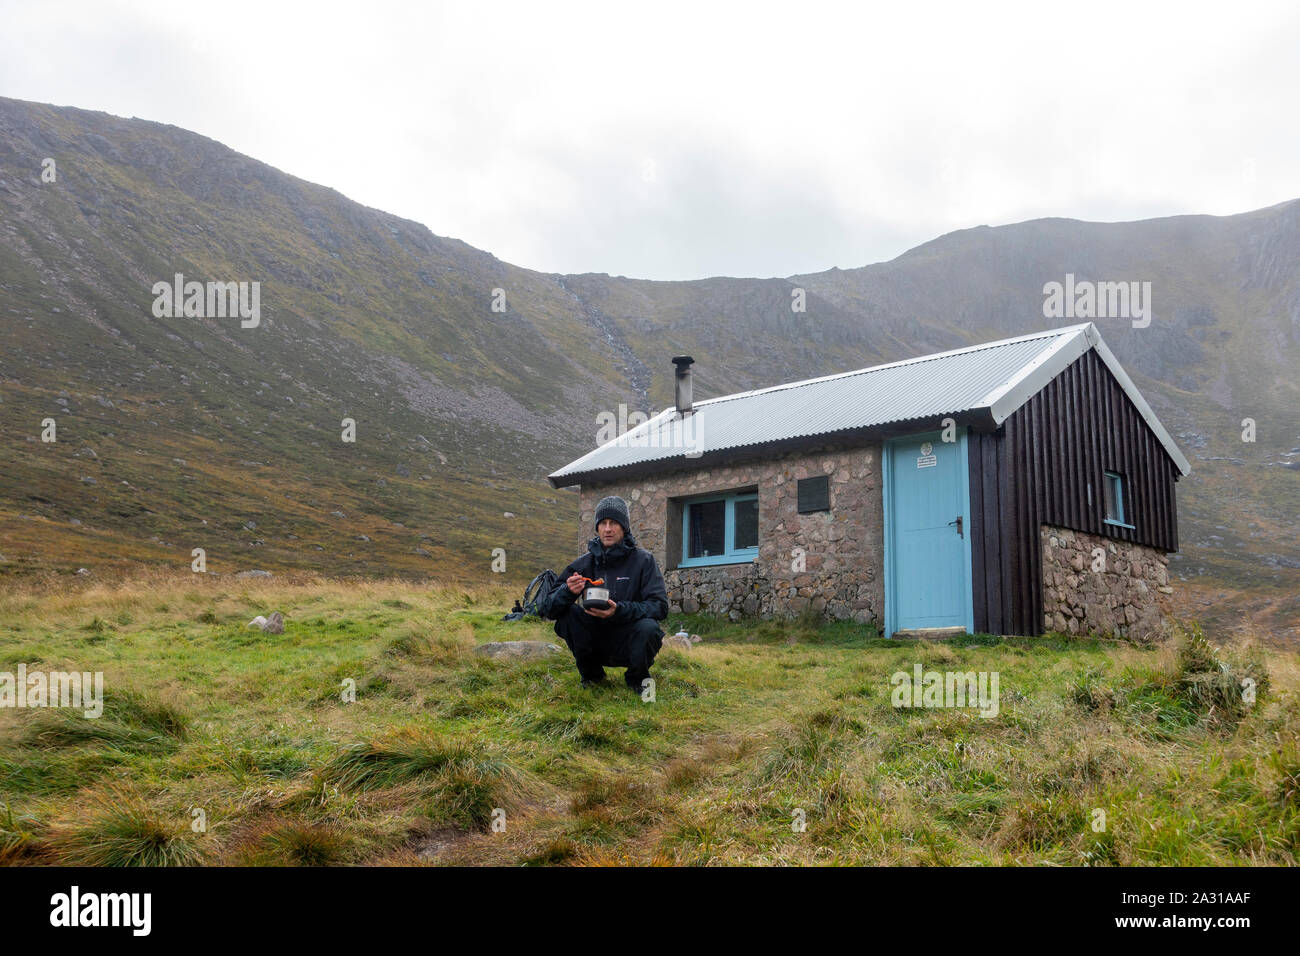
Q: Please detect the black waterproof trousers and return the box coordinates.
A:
[554,604,664,688]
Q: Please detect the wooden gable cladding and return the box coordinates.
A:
[968,349,1181,636]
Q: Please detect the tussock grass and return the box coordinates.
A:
[525,712,627,750]
[53,790,208,866]
[16,713,166,753]
[521,836,578,866]
[324,730,492,790]
[1068,666,1117,712]
[663,757,705,791]
[0,802,42,863]
[322,728,532,830]
[1067,622,1272,734]
[14,688,189,753]
[564,773,663,847]
[757,719,853,788]
[213,744,311,782]
[385,628,469,664]
[241,820,359,866]
[1269,747,1300,812]
[2,575,1297,865]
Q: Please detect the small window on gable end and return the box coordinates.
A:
[1103,471,1131,528]
[797,476,830,514]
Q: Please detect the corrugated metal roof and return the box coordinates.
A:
[549,323,1189,486]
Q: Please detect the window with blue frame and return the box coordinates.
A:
[680,492,758,566]
[1102,471,1132,527]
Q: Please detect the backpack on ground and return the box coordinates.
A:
[502,569,561,621]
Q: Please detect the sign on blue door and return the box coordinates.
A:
[883,429,974,636]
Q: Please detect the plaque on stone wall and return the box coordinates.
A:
[797,475,830,513]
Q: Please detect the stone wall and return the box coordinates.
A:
[577,442,884,624]
[1040,524,1173,641]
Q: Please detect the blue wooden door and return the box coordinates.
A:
[884,429,973,636]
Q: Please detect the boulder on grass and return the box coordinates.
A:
[473,641,564,661]
[247,611,284,634]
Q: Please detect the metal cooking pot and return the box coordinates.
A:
[582,586,611,610]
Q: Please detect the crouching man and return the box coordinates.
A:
[538,496,668,691]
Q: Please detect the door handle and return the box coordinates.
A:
[948,516,963,538]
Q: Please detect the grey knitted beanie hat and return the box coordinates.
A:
[593,495,631,534]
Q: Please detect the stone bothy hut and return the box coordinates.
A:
[548,324,1190,639]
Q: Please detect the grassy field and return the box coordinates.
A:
[0,571,1297,866]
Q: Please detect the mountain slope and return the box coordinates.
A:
[0,97,1296,637]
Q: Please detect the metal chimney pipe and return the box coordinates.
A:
[671,355,694,417]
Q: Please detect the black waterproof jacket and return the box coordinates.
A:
[537,532,669,624]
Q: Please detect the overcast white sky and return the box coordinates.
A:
[2,0,1298,280]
